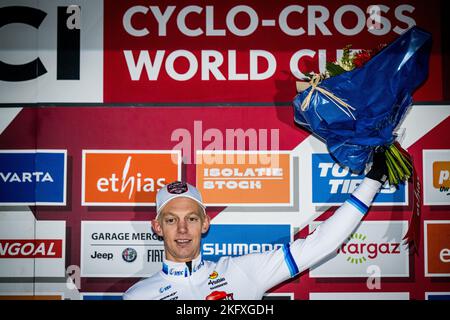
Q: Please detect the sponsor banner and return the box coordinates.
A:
[82,293,123,300]
[0,150,67,206]
[0,293,63,300]
[423,150,450,205]
[196,151,293,206]
[425,292,450,300]
[263,293,294,300]
[311,153,407,206]
[0,239,62,258]
[0,216,66,277]
[0,0,103,103]
[103,0,443,103]
[82,150,181,206]
[201,224,292,262]
[309,292,409,300]
[424,220,450,277]
[309,221,409,278]
[81,221,164,277]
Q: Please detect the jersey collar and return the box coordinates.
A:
[161,254,205,278]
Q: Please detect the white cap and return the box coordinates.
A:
[156,181,206,219]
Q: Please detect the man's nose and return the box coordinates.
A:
[177,219,188,233]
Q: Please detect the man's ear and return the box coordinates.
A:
[152,219,163,237]
[201,215,211,234]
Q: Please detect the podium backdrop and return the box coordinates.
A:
[0,0,449,300]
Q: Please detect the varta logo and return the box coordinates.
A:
[0,172,54,183]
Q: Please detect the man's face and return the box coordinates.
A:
[152,197,210,263]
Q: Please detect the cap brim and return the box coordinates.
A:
[156,195,206,218]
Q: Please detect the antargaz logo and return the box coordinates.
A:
[338,233,401,264]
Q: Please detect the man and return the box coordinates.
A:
[124,153,388,300]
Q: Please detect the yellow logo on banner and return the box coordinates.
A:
[196,151,292,206]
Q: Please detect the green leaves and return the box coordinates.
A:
[384,144,413,187]
[326,62,346,77]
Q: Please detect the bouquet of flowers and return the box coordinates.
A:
[293,26,432,251]
[293,26,431,185]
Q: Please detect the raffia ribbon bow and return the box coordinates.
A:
[297,74,357,120]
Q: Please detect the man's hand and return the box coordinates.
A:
[366,148,388,183]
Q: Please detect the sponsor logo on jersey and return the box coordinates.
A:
[311,153,407,205]
[159,285,172,294]
[160,291,178,300]
[0,150,66,205]
[207,271,228,290]
[205,291,234,300]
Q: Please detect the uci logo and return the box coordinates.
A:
[0,5,80,82]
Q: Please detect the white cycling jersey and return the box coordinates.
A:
[124,178,381,300]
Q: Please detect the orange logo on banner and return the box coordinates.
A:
[83,151,180,205]
[433,161,450,188]
[196,151,291,205]
[426,222,450,275]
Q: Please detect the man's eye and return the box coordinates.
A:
[165,218,175,224]
[188,216,199,222]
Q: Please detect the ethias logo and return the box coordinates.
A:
[82,150,180,205]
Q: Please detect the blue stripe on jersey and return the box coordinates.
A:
[162,263,169,275]
[282,244,299,277]
[347,195,369,215]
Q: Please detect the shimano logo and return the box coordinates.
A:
[0,172,54,183]
[203,243,283,256]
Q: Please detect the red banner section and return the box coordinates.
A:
[104,0,443,103]
[0,240,63,259]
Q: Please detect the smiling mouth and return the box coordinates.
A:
[175,239,192,246]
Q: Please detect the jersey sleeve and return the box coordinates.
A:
[231,177,382,295]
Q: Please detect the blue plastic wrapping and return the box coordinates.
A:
[293,26,432,173]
